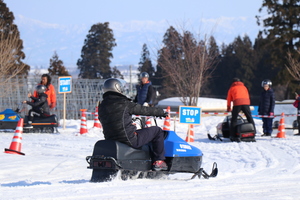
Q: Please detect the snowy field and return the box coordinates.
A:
[1,113,300,200]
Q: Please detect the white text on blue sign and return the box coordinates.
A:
[182,109,199,116]
[60,79,71,86]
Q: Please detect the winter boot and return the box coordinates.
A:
[261,133,271,137]
[24,121,33,129]
[152,160,168,171]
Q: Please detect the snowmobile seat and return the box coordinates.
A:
[221,115,245,138]
[236,123,256,142]
[92,140,151,160]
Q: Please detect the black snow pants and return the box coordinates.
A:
[131,126,165,162]
[230,105,255,138]
[28,109,50,122]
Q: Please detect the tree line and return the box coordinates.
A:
[2,0,300,105]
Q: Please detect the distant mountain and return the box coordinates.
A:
[14,15,260,79]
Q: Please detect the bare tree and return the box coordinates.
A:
[157,28,218,106]
[0,23,28,97]
[286,50,300,81]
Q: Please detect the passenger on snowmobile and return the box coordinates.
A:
[258,79,275,137]
[32,74,57,110]
[23,85,50,128]
[99,78,168,171]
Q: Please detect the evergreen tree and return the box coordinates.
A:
[138,44,155,79]
[211,43,239,97]
[0,0,29,75]
[252,35,277,96]
[256,0,300,98]
[111,66,124,79]
[153,26,182,97]
[77,22,116,79]
[233,35,257,90]
[211,35,257,98]
[208,36,219,60]
[202,36,220,95]
[48,51,70,76]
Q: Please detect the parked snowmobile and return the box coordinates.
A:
[0,109,22,130]
[0,104,59,133]
[86,119,218,182]
[208,115,256,142]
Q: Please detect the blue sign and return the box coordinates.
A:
[58,76,72,93]
[179,106,201,125]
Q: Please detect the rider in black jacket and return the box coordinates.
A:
[99,78,168,171]
[23,85,50,128]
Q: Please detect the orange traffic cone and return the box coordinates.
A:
[162,106,171,131]
[185,124,195,142]
[4,118,25,155]
[93,107,102,128]
[80,109,88,134]
[145,117,152,128]
[276,112,286,138]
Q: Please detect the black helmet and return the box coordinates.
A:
[233,77,240,82]
[261,79,272,87]
[140,72,149,79]
[103,78,125,94]
[36,85,47,94]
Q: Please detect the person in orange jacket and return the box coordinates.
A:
[226,78,255,140]
[30,74,57,110]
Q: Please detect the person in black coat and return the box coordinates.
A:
[98,78,168,171]
[23,85,50,128]
[258,79,275,136]
[134,72,155,107]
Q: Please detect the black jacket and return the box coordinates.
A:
[258,88,275,115]
[134,81,155,105]
[98,91,165,146]
[27,93,50,115]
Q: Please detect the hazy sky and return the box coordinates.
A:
[7,0,263,24]
[5,0,265,70]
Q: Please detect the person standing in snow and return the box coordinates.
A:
[134,72,155,107]
[134,72,156,126]
[98,78,169,171]
[226,78,255,141]
[258,79,275,137]
[294,92,300,136]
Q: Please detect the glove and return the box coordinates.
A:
[270,112,274,116]
[163,112,169,118]
[227,106,231,112]
[143,102,149,107]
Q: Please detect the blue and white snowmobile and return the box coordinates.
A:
[0,108,22,130]
[86,119,218,182]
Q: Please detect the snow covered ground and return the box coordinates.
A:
[1,114,300,200]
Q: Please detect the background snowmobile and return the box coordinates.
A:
[208,115,256,142]
[23,114,59,133]
[86,118,218,182]
[0,108,22,130]
[0,104,59,133]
